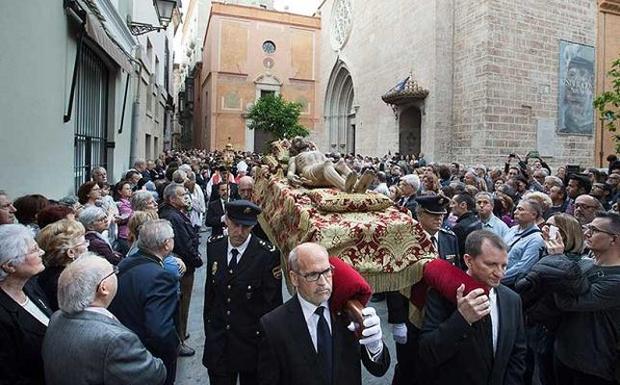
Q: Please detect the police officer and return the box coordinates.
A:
[387,195,459,385]
[202,200,283,385]
[415,195,460,264]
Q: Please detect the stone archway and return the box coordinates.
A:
[399,106,421,156]
[325,60,356,153]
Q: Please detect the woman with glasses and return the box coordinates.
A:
[79,206,122,265]
[77,181,102,207]
[0,224,52,385]
[36,219,88,311]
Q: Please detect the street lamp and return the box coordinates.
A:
[128,0,177,36]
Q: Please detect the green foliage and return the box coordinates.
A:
[246,94,310,140]
[593,58,620,153]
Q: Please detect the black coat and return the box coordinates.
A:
[36,265,64,312]
[158,203,202,272]
[202,234,283,372]
[205,199,226,237]
[452,212,482,266]
[108,252,180,384]
[0,279,52,385]
[419,286,526,385]
[386,228,460,325]
[258,295,390,385]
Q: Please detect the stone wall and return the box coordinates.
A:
[451,0,597,167]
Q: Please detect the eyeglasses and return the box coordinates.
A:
[294,265,334,282]
[574,203,599,210]
[582,224,618,237]
[96,265,119,291]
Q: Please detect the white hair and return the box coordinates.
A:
[163,183,184,203]
[57,253,110,314]
[131,191,155,211]
[0,224,35,282]
[136,219,174,254]
[78,206,107,230]
[400,174,420,191]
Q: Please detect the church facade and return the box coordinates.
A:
[315,0,599,167]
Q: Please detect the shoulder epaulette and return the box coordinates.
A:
[208,234,226,243]
[439,227,456,236]
[258,238,277,252]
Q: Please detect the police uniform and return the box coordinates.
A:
[387,195,459,385]
[202,200,283,385]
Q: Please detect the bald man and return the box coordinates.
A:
[258,243,390,385]
[574,195,604,225]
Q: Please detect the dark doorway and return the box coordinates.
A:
[399,107,421,156]
[254,90,276,152]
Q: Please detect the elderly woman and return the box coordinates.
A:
[36,219,88,311]
[131,190,158,212]
[0,224,51,384]
[77,181,102,207]
[78,206,122,265]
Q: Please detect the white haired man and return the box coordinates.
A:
[108,219,180,385]
[43,254,166,385]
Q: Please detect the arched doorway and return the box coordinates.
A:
[325,60,356,153]
[399,106,421,156]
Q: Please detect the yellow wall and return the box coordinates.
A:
[596,3,620,164]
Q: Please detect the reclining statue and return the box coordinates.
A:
[286,136,374,193]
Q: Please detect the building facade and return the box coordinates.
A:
[194,2,321,152]
[316,0,602,168]
[596,0,620,165]
[0,0,175,199]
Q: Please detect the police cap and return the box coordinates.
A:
[225,200,262,226]
[415,195,448,215]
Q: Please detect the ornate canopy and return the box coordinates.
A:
[381,74,429,106]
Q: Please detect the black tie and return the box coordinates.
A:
[315,306,333,385]
[431,235,438,249]
[228,248,239,271]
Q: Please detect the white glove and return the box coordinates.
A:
[357,307,383,355]
[391,323,408,345]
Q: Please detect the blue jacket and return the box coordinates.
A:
[108,251,179,383]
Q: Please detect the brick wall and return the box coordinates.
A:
[452,0,597,168]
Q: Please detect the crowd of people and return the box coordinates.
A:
[0,147,619,385]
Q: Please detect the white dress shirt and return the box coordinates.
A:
[489,288,498,354]
[297,295,331,352]
[227,234,252,266]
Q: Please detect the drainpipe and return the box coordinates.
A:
[130,51,142,169]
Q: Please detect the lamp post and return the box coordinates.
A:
[127,0,177,36]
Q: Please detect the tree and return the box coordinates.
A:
[593,57,620,153]
[246,94,310,140]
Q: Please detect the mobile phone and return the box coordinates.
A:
[548,225,559,240]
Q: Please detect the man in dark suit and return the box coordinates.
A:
[159,183,202,356]
[202,200,283,385]
[387,195,459,385]
[450,193,482,268]
[258,242,390,385]
[419,230,526,385]
[205,182,229,237]
[108,219,179,385]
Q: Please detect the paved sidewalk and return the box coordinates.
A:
[176,232,397,384]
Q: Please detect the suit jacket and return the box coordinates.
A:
[42,310,166,385]
[202,234,283,371]
[108,251,180,382]
[452,212,482,265]
[205,199,226,237]
[258,295,390,385]
[0,279,52,385]
[158,203,201,272]
[419,286,526,385]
